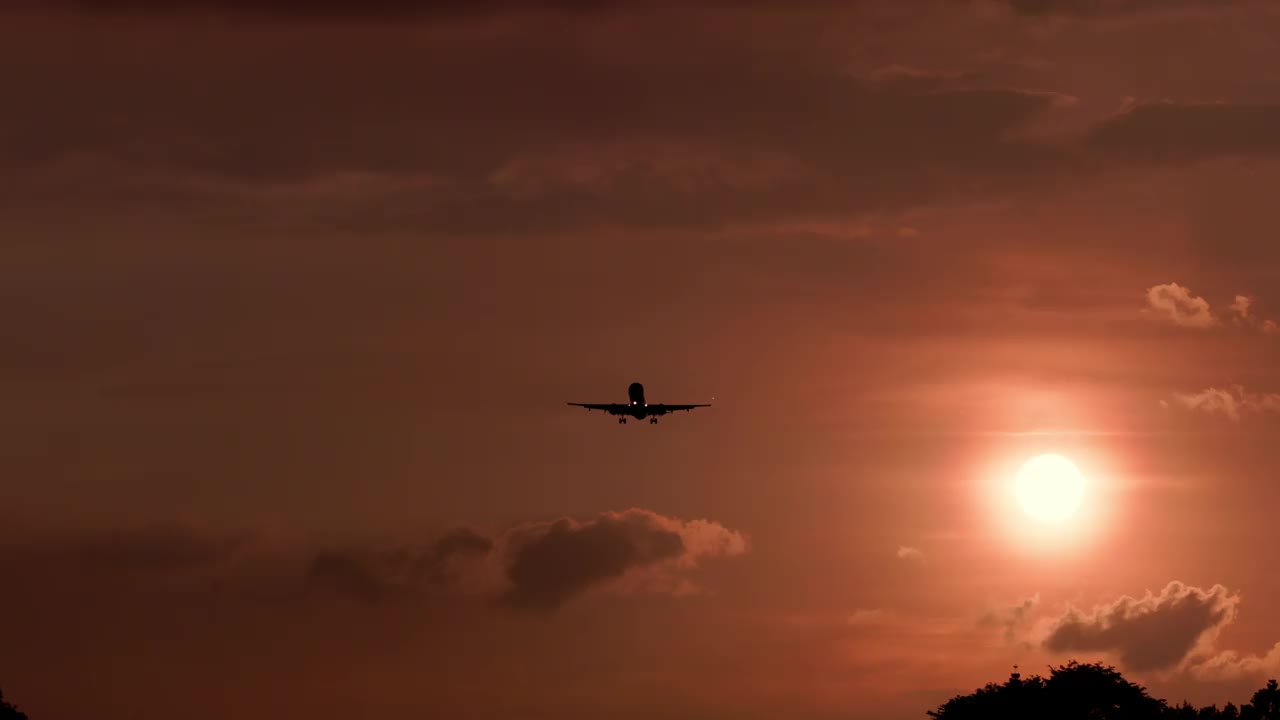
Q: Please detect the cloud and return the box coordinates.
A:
[1230,295,1280,334]
[0,11,1081,232]
[0,511,745,616]
[24,0,633,18]
[896,545,924,561]
[1170,385,1280,422]
[0,525,250,588]
[1042,582,1240,672]
[34,0,1248,19]
[1089,102,1280,162]
[1004,0,1247,17]
[1188,642,1280,682]
[306,551,393,603]
[305,509,748,612]
[304,527,494,602]
[500,509,747,611]
[1143,285,1278,334]
[846,608,888,626]
[1145,283,1217,328]
[6,3,1279,238]
[1231,295,1253,320]
[50,525,246,574]
[487,141,811,202]
[979,594,1040,645]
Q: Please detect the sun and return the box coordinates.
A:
[1014,454,1086,524]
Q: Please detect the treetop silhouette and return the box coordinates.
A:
[928,661,1280,720]
[0,688,26,720]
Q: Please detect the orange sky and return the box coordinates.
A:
[4,1,1280,718]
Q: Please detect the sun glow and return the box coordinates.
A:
[1014,454,1086,523]
[976,442,1113,558]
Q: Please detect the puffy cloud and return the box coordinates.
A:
[304,527,494,602]
[979,594,1040,645]
[0,511,745,615]
[1145,283,1217,328]
[1042,582,1240,672]
[305,551,394,603]
[896,545,924,561]
[500,509,747,610]
[1189,642,1280,682]
[1140,282,1280,334]
[1170,385,1280,422]
[1224,294,1278,333]
[306,509,748,612]
[1231,295,1253,320]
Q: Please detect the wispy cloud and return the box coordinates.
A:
[1169,385,1280,422]
[897,545,925,561]
[979,594,1040,645]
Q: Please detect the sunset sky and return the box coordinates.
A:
[5,1,1280,718]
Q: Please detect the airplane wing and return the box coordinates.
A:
[649,404,711,413]
[567,403,630,415]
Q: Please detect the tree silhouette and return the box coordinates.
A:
[1241,679,1280,720]
[928,662,1280,720]
[0,688,27,720]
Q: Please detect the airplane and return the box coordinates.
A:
[568,382,710,424]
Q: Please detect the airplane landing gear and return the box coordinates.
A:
[618,418,627,424]
[649,417,658,424]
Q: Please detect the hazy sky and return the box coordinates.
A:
[5,1,1280,718]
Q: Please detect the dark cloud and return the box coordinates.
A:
[1042,582,1239,671]
[1,512,743,613]
[0,30,1076,232]
[502,510,688,611]
[979,594,1039,645]
[25,0,877,19]
[8,10,1277,235]
[22,0,620,18]
[1089,102,1280,162]
[56,525,244,573]
[0,525,245,576]
[36,0,1248,18]
[3,3,1276,242]
[306,551,390,603]
[305,527,495,603]
[306,510,746,611]
[432,528,494,566]
[1004,0,1240,16]
[1189,643,1280,681]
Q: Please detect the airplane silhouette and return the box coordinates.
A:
[568,382,711,424]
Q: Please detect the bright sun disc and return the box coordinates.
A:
[1014,454,1085,524]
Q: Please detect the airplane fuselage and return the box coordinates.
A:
[627,382,648,418]
[567,382,710,424]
